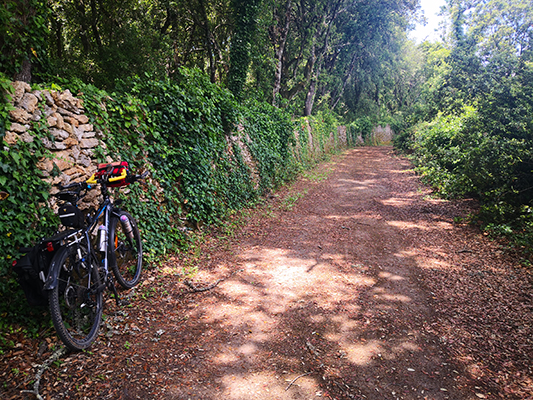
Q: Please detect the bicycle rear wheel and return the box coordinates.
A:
[48,244,103,351]
[109,211,142,289]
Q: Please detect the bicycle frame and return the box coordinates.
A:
[43,185,117,294]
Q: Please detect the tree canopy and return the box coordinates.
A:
[1,0,532,245]
[1,0,420,117]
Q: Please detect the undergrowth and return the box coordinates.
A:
[0,69,346,347]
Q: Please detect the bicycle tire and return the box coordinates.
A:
[109,211,142,289]
[48,244,103,351]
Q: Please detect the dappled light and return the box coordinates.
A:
[4,147,531,400]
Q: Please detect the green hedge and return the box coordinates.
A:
[0,69,346,341]
[409,106,533,252]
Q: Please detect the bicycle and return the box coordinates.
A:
[44,162,147,351]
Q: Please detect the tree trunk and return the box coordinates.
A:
[14,59,32,83]
[198,0,216,83]
[90,0,103,50]
[74,0,91,53]
[272,0,292,106]
[302,0,342,116]
[304,77,316,116]
[331,52,359,110]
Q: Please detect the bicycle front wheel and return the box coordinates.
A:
[48,245,103,351]
[109,211,142,289]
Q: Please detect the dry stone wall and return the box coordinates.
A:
[370,124,394,145]
[4,81,108,209]
[4,81,352,211]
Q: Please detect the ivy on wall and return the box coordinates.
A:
[0,69,348,340]
[0,74,58,334]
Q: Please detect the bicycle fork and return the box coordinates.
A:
[97,206,125,306]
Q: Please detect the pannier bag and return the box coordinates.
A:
[12,244,55,306]
[58,203,84,228]
[12,231,73,306]
[94,161,130,187]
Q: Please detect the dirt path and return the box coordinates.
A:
[3,147,532,400]
[172,146,468,400]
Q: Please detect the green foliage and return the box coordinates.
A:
[0,66,354,348]
[0,73,15,137]
[410,105,533,251]
[0,0,50,79]
[346,117,374,146]
[227,0,261,98]
[0,98,58,337]
[241,100,298,191]
[398,0,533,251]
[411,107,482,198]
[62,68,305,260]
[292,111,341,170]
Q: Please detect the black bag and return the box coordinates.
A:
[12,244,53,306]
[58,203,84,228]
[12,230,72,306]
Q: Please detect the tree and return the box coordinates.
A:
[227,0,261,97]
[0,0,49,82]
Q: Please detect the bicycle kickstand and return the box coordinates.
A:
[107,278,130,306]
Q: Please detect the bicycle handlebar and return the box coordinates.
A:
[86,169,148,186]
[57,169,148,197]
[108,169,128,183]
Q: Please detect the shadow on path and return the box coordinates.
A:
[136,147,470,400]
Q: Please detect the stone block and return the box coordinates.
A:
[75,114,89,124]
[80,138,99,148]
[83,131,96,138]
[71,146,80,160]
[64,116,79,127]
[37,158,54,173]
[41,90,55,106]
[59,90,82,112]
[3,131,19,145]
[11,81,31,104]
[44,104,57,117]
[47,115,58,127]
[63,137,79,147]
[50,128,70,140]
[54,113,65,129]
[57,107,75,117]
[20,93,39,113]
[31,109,42,122]
[10,122,28,133]
[63,122,74,135]
[20,132,35,143]
[52,142,67,150]
[73,126,84,141]
[79,124,94,132]
[77,154,92,167]
[64,166,85,176]
[41,137,53,149]
[9,108,31,124]
[53,156,72,171]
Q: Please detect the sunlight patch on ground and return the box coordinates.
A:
[371,287,412,303]
[220,371,318,399]
[387,220,430,231]
[380,197,412,207]
[393,249,417,258]
[418,257,453,271]
[212,351,240,365]
[343,339,383,365]
[326,314,362,337]
[378,271,406,281]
